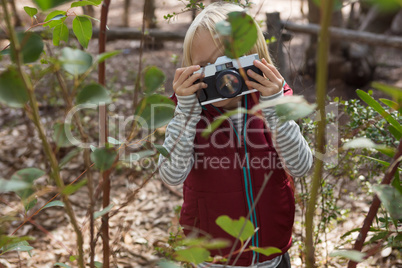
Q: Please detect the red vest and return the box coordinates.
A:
[172,86,294,266]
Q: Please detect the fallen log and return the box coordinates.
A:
[0,27,186,42]
[1,23,402,49]
[282,20,402,49]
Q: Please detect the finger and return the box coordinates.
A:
[247,68,271,86]
[187,82,208,95]
[245,80,268,95]
[254,60,278,81]
[173,72,205,94]
[176,81,207,96]
[182,72,205,88]
[173,68,186,83]
[176,65,201,86]
[262,58,283,80]
[246,80,280,97]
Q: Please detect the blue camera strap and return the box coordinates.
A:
[211,95,260,264]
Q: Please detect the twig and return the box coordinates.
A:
[133,0,147,109]
[348,138,402,268]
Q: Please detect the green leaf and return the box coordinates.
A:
[252,95,316,119]
[174,247,210,265]
[0,236,33,250]
[10,168,43,211]
[108,137,123,145]
[215,215,254,243]
[202,239,231,250]
[330,250,366,263]
[71,0,101,8]
[53,23,69,46]
[45,11,66,22]
[72,15,92,49]
[361,155,402,172]
[356,89,402,135]
[61,47,93,76]
[0,178,30,193]
[53,123,72,147]
[312,0,343,10]
[59,147,82,168]
[0,48,10,56]
[380,98,400,112]
[90,147,117,171]
[249,246,281,257]
[79,14,102,24]
[372,82,402,102]
[153,144,170,160]
[96,50,122,64]
[0,241,33,256]
[0,68,29,108]
[10,168,45,199]
[41,200,64,210]
[158,260,181,268]
[365,0,402,11]
[275,101,316,123]
[54,263,71,268]
[44,11,67,28]
[219,11,258,58]
[33,0,72,11]
[127,150,155,162]
[372,185,402,220]
[143,66,166,95]
[135,95,175,129]
[94,204,114,220]
[94,261,103,268]
[216,20,231,36]
[61,179,87,196]
[392,172,402,195]
[343,137,396,157]
[69,255,77,262]
[24,6,38,17]
[11,32,44,64]
[76,83,111,105]
[202,108,248,138]
[389,125,402,140]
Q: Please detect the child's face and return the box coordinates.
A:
[191,29,242,110]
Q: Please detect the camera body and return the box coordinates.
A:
[194,53,262,105]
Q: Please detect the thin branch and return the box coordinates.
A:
[348,138,402,268]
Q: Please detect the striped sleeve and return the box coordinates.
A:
[158,94,201,186]
[260,90,313,177]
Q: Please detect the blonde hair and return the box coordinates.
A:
[182,2,273,67]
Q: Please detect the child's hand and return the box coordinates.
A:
[173,65,208,96]
[245,58,284,97]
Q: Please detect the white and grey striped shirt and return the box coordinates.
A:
[158,89,313,185]
[158,89,313,267]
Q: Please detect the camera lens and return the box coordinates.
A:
[215,70,242,98]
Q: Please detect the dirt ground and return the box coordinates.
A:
[1,0,402,267]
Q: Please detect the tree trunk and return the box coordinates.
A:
[123,0,130,27]
[143,0,163,49]
[9,0,22,27]
[144,0,156,29]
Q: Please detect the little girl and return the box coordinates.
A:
[158,2,313,267]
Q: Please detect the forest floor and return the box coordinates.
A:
[1,0,402,267]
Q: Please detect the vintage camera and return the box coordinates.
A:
[194,53,262,105]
